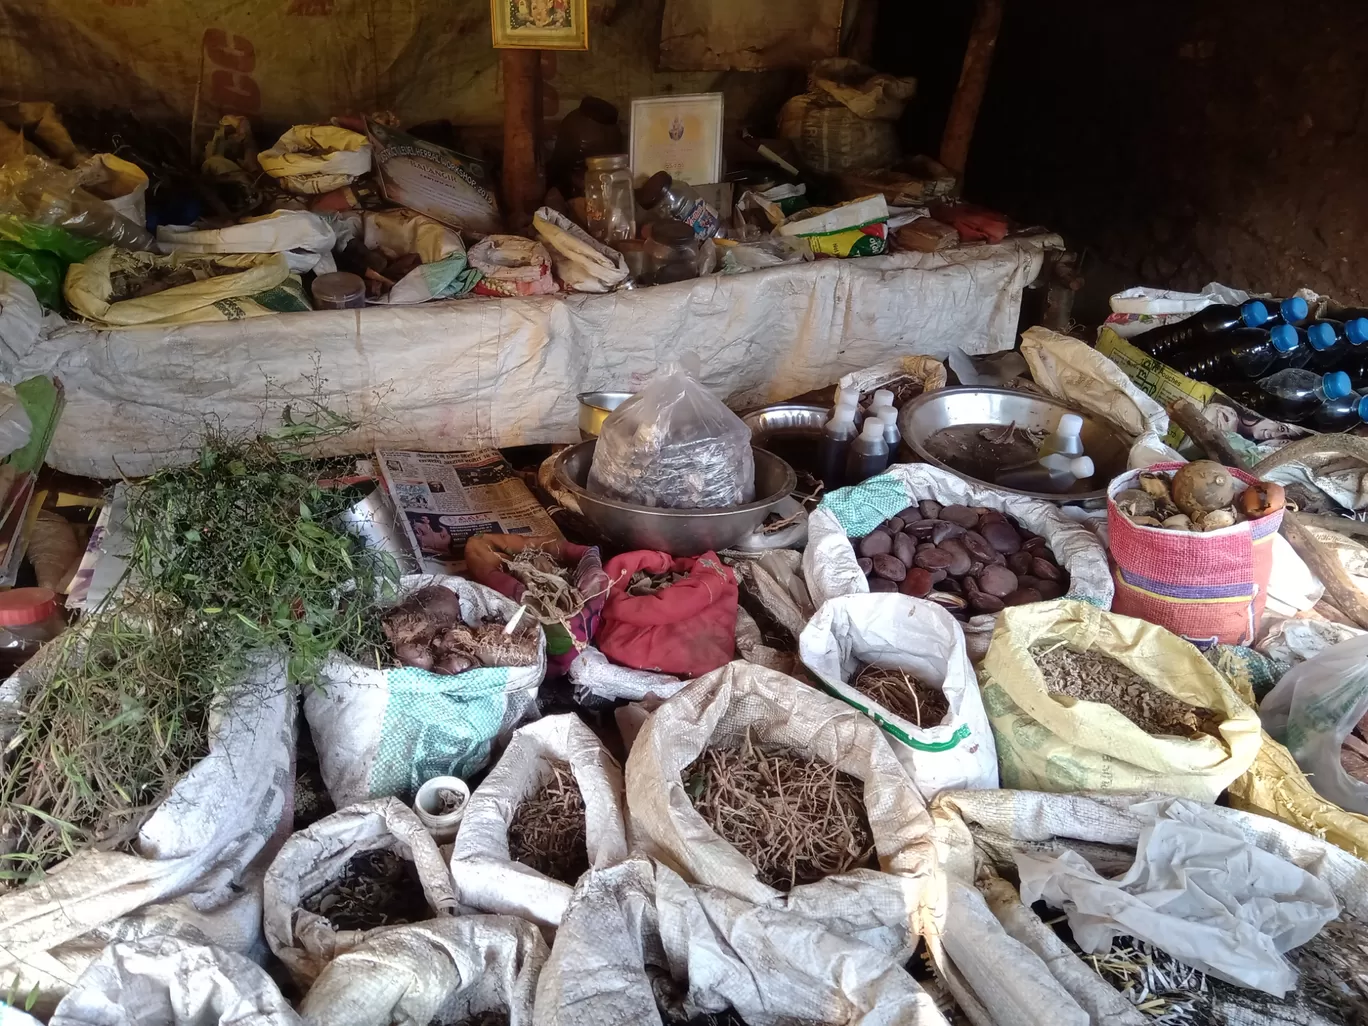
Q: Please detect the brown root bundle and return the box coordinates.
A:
[850,665,949,728]
[506,761,589,883]
[381,585,539,674]
[501,548,590,625]
[299,848,429,931]
[686,734,876,892]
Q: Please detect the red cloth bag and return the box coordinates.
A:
[597,550,738,677]
[1108,462,1283,648]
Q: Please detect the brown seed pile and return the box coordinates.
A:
[685,736,876,892]
[851,665,949,728]
[1032,643,1223,739]
[300,848,430,931]
[506,762,590,884]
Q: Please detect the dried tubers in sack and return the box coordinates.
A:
[1171,460,1237,518]
[1238,480,1286,520]
[1199,509,1237,531]
[1115,489,1156,520]
[1161,514,1195,531]
[1138,472,1172,501]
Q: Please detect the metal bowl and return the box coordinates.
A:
[548,441,797,555]
[898,387,1130,504]
[742,403,829,476]
[577,391,634,440]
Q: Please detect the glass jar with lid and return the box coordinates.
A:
[584,154,636,244]
[645,220,701,285]
[637,171,720,241]
[0,587,66,678]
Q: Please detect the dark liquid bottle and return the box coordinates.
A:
[1225,368,1352,423]
[1306,317,1368,371]
[1343,352,1368,390]
[1253,295,1310,326]
[1313,392,1368,431]
[1171,327,1295,382]
[1132,300,1273,360]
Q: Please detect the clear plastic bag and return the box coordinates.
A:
[0,156,154,251]
[587,359,754,509]
[1260,634,1368,815]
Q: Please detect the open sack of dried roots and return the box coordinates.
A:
[799,592,997,798]
[465,533,610,677]
[978,599,1262,802]
[451,714,627,929]
[308,575,545,809]
[625,662,936,951]
[263,797,458,990]
[925,789,1368,1026]
[301,914,547,1026]
[535,856,949,1026]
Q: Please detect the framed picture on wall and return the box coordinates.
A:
[490,0,588,50]
[629,92,724,186]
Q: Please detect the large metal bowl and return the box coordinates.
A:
[898,387,1130,504]
[742,403,828,476]
[577,391,634,439]
[548,441,797,555]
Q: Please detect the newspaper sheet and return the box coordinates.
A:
[378,448,562,575]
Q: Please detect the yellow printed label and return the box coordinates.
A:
[1096,326,1218,448]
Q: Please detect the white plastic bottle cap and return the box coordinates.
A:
[876,407,898,425]
[1057,413,1084,436]
[871,389,895,409]
[861,418,886,440]
[1070,456,1095,478]
[828,405,856,428]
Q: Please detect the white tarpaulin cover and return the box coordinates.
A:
[5,239,1057,477]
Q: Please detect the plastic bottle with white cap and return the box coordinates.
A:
[1038,413,1085,459]
[817,403,858,490]
[876,406,900,449]
[869,389,895,413]
[996,453,1096,493]
[845,417,891,484]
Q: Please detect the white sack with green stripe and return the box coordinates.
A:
[799,593,997,798]
[802,464,1112,660]
[307,575,545,809]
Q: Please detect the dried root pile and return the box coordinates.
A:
[382,585,539,674]
[626,570,686,596]
[1032,643,1223,739]
[686,734,876,891]
[506,762,589,883]
[301,848,429,931]
[500,549,592,625]
[851,665,949,727]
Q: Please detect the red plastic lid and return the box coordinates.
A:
[0,588,58,626]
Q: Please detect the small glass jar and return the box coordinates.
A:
[0,587,66,678]
[645,220,700,285]
[584,154,636,244]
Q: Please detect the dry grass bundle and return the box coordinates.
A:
[300,848,429,931]
[501,549,592,625]
[1032,643,1223,740]
[851,665,949,727]
[506,761,589,883]
[626,569,686,596]
[685,734,876,892]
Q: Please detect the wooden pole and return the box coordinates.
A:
[939,0,1005,178]
[501,47,540,229]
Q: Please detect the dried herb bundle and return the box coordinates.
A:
[507,762,589,884]
[686,734,876,892]
[501,549,594,625]
[1032,643,1223,739]
[851,665,949,727]
[301,848,430,932]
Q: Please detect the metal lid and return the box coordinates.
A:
[637,170,673,209]
[586,153,630,171]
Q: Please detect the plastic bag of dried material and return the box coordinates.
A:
[588,359,754,509]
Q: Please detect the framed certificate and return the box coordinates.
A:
[490,0,588,50]
[629,93,724,186]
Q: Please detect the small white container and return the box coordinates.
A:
[413,775,470,842]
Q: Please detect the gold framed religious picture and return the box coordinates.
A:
[490,0,588,50]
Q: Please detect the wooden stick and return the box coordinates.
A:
[939,0,1006,177]
[501,47,541,229]
[1167,398,1368,630]
[1251,432,1368,477]
[1291,513,1368,539]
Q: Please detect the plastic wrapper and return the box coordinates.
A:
[587,360,754,509]
[1260,635,1368,815]
[0,156,154,251]
[0,215,103,309]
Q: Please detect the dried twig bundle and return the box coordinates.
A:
[506,761,589,884]
[501,549,587,625]
[300,848,429,932]
[686,734,876,891]
[851,665,949,727]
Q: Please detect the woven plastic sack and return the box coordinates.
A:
[262,797,459,988]
[588,361,754,509]
[534,855,948,1026]
[258,125,372,194]
[1108,462,1284,648]
[778,95,900,175]
[301,915,547,1026]
[978,600,1262,801]
[1259,635,1368,815]
[567,646,684,704]
[47,937,301,1026]
[624,660,936,955]
[307,575,545,808]
[469,235,556,297]
[799,593,998,798]
[532,207,628,293]
[64,248,308,327]
[156,210,338,274]
[451,714,627,929]
[803,462,1112,661]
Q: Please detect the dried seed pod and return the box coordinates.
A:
[919,499,942,520]
[1007,550,1034,575]
[968,586,1005,614]
[897,505,923,523]
[982,521,1023,554]
[967,560,986,577]
[926,590,968,611]
[1162,514,1194,531]
[893,532,918,566]
[915,546,954,571]
[1031,557,1062,582]
[906,520,938,539]
[900,568,934,597]
[978,510,1009,526]
[858,530,893,557]
[884,516,906,535]
[857,557,874,575]
[939,538,973,576]
[1004,587,1043,606]
[1138,472,1172,500]
[872,554,907,582]
[1016,575,1042,590]
[962,530,997,563]
[869,578,899,593]
[940,504,981,529]
[938,576,962,594]
[1035,580,1064,600]
[931,520,967,545]
[928,569,948,583]
[1200,509,1237,531]
[977,564,1019,597]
